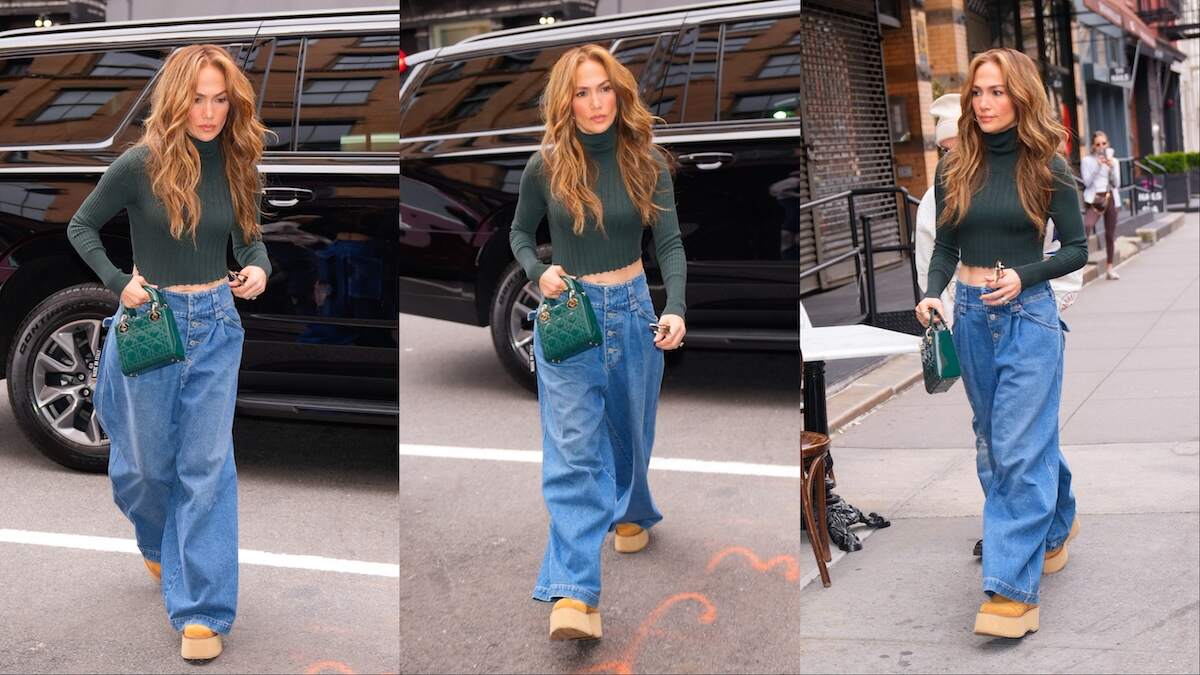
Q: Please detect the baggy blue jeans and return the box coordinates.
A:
[530,274,665,608]
[953,280,1077,605]
[93,283,243,634]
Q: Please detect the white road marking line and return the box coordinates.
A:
[400,443,800,479]
[0,529,399,578]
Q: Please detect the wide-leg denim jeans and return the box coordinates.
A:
[953,280,1077,605]
[530,274,665,608]
[93,283,243,635]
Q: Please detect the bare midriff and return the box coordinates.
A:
[576,258,644,285]
[956,264,998,287]
[133,265,226,293]
[162,277,227,293]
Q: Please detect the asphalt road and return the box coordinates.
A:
[399,314,801,674]
[0,388,399,674]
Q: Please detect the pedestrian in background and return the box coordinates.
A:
[915,93,962,326]
[1081,130,1122,280]
[69,44,271,662]
[915,47,1086,639]
[509,44,686,641]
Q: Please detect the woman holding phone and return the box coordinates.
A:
[915,48,1087,639]
[1080,130,1122,280]
[68,44,270,662]
[509,43,686,641]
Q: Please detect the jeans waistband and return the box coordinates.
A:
[954,280,1052,309]
[154,283,237,319]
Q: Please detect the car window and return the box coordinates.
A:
[295,34,400,152]
[248,38,301,151]
[719,16,801,121]
[651,27,695,123]
[400,43,574,137]
[0,48,169,146]
[681,25,720,124]
[609,34,671,100]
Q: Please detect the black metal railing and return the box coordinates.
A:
[799,186,923,330]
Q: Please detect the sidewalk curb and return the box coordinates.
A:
[822,211,1187,434]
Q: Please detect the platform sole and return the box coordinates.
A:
[1043,518,1080,575]
[974,606,1039,638]
[181,633,222,661]
[549,607,602,640]
[614,529,649,553]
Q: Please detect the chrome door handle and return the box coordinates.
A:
[264,187,313,208]
[678,152,733,170]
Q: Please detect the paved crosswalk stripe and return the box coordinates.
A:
[400,443,800,479]
[0,528,399,578]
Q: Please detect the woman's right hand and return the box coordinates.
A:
[915,297,944,329]
[538,264,569,300]
[120,274,153,309]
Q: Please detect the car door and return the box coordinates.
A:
[651,13,801,335]
[239,30,399,407]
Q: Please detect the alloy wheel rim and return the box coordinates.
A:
[31,318,108,450]
[508,280,543,366]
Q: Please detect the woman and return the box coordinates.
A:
[509,44,686,641]
[914,48,1086,639]
[68,44,270,662]
[1081,130,1122,280]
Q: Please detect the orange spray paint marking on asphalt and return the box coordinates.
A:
[706,546,800,583]
[304,660,356,674]
[579,592,717,675]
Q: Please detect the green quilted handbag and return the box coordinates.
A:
[115,286,185,377]
[537,276,602,363]
[921,307,961,394]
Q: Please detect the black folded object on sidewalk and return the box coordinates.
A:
[800,477,891,552]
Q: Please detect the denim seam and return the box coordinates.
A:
[533,584,601,607]
[983,576,1038,605]
[170,614,233,633]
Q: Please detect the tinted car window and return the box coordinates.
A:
[681,25,720,124]
[400,44,574,137]
[651,27,695,123]
[295,35,400,152]
[250,38,301,151]
[0,48,168,146]
[719,17,801,120]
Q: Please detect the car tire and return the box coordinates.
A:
[489,246,552,393]
[6,284,118,472]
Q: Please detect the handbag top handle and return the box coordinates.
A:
[122,285,165,319]
[541,275,584,310]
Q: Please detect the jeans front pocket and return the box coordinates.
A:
[1013,295,1060,333]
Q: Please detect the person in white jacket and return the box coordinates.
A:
[1080,130,1122,280]
[915,94,1082,331]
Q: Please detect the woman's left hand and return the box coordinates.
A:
[230,265,267,300]
[980,268,1022,306]
[655,314,686,350]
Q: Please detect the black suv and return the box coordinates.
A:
[0,7,400,471]
[399,0,800,390]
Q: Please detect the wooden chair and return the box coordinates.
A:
[799,346,832,587]
[801,430,832,587]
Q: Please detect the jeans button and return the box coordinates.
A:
[988,314,996,320]
[992,332,999,339]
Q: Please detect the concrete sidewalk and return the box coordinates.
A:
[799,212,1200,674]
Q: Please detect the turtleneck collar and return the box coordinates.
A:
[187,132,222,161]
[981,124,1019,156]
[576,122,617,154]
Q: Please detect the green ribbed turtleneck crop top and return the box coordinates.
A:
[508,123,688,317]
[67,133,272,296]
[925,125,1087,299]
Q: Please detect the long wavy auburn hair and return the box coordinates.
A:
[139,44,269,244]
[938,48,1071,238]
[539,44,671,236]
